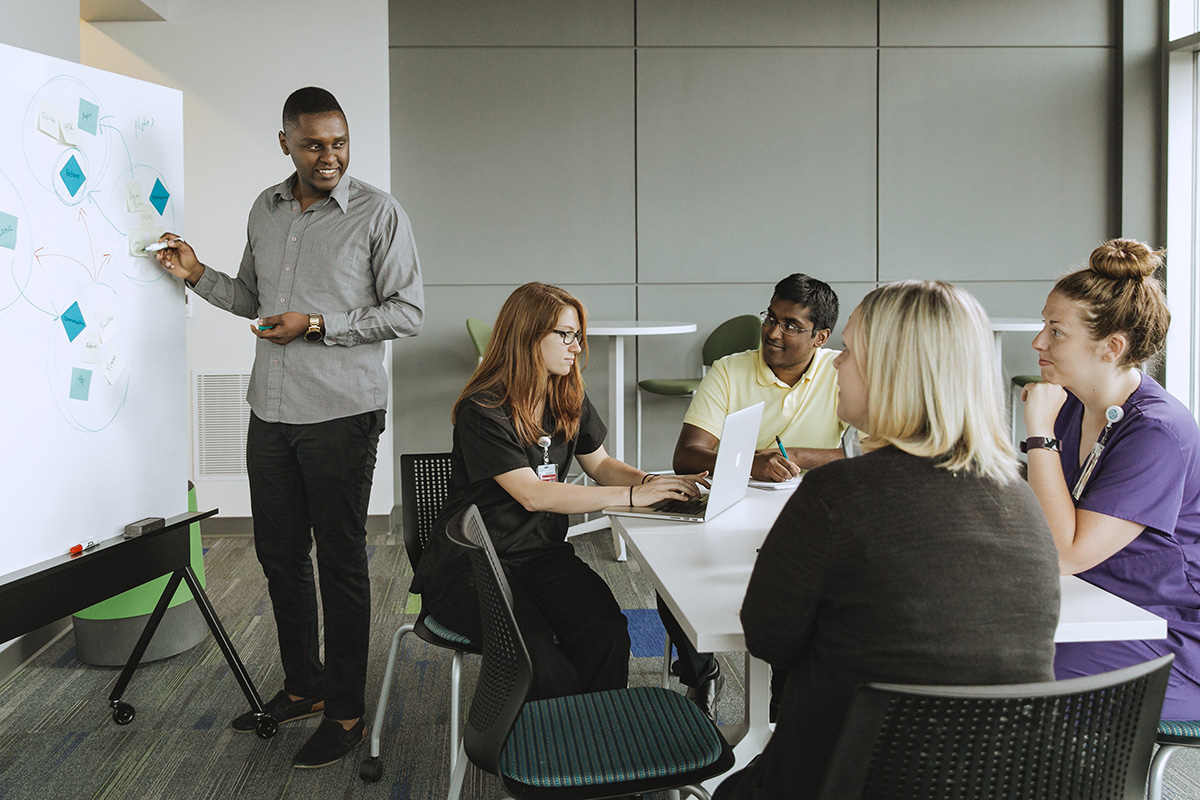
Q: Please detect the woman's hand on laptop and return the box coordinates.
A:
[632,472,710,506]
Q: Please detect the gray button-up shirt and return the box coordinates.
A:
[191,173,423,424]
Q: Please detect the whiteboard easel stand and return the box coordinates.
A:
[0,510,279,739]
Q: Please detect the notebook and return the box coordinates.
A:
[604,401,765,523]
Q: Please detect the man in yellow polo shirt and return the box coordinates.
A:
[667,273,845,719]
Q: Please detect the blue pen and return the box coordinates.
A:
[774,435,789,460]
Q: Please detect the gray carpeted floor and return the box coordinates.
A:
[1,527,1198,799]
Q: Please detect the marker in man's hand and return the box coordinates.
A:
[145,238,184,252]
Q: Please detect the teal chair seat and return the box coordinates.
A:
[1149,719,1200,798]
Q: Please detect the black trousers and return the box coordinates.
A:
[246,409,383,721]
[423,548,630,700]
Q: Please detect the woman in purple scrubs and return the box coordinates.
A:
[1023,237,1200,719]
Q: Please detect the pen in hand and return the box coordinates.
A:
[774,435,789,461]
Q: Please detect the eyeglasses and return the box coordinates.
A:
[759,311,813,337]
[551,329,585,345]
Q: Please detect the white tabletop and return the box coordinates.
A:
[991,317,1044,332]
[588,321,697,337]
[612,486,1167,652]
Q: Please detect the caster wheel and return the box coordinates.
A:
[112,702,135,725]
[360,756,383,782]
[255,715,277,740]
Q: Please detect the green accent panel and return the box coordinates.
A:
[73,486,207,621]
[405,594,423,615]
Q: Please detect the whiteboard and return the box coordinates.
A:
[0,43,188,576]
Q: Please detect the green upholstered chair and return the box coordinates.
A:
[1010,373,1041,447]
[361,453,480,786]
[635,314,762,468]
[445,504,734,800]
[1149,719,1200,800]
[466,317,492,364]
[817,655,1172,800]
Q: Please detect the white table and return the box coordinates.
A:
[569,321,696,560]
[611,485,1167,776]
[990,317,1043,371]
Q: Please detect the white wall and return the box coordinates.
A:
[0,0,80,61]
[81,0,396,518]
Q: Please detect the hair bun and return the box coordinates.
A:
[1088,238,1164,280]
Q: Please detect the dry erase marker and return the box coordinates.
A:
[255,319,278,331]
[69,540,99,555]
[145,238,184,252]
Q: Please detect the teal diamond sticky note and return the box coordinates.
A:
[60,155,86,197]
[148,179,170,215]
[70,367,92,401]
[0,211,16,250]
[78,99,99,135]
[60,301,86,342]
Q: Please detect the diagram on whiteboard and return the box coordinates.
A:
[1,60,183,433]
[1,42,188,576]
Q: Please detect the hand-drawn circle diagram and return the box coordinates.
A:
[47,281,130,433]
[22,76,111,200]
[0,169,33,319]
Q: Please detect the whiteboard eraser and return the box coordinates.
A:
[123,516,165,537]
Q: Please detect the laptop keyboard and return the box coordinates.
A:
[652,494,709,516]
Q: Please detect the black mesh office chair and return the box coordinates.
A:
[445,503,735,799]
[817,655,1173,800]
[360,453,480,785]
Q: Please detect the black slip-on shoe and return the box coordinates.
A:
[685,663,724,723]
[292,717,366,769]
[230,689,324,732]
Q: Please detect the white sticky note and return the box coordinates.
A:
[96,312,120,343]
[125,182,147,213]
[60,119,82,146]
[37,103,60,140]
[128,229,155,257]
[80,331,103,364]
[102,351,126,385]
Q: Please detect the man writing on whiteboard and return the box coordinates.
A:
[153,87,423,769]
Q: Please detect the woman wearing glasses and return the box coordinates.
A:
[1022,239,1200,720]
[412,282,708,698]
[717,281,1060,800]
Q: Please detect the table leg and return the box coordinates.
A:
[607,334,627,561]
[703,654,772,792]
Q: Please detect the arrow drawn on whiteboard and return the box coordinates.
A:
[78,208,98,280]
[35,246,95,282]
[99,117,133,172]
[85,189,123,235]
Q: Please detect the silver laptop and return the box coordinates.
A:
[604,401,764,523]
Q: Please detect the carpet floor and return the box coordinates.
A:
[1,527,1197,799]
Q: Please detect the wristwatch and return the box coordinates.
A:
[1019,437,1060,453]
[303,313,324,343]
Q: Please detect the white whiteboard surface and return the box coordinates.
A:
[0,42,187,576]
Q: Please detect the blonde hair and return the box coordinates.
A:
[453,283,588,445]
[1053,238,1169,367]
[852,281,1019,483]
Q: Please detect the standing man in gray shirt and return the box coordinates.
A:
[154,87,423,769]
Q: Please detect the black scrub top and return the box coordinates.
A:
[412,392,606,590]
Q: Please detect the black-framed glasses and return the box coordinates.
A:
[759,310,813,337]
[551,329,585,345]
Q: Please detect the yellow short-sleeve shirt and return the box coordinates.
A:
[682,347,845,452]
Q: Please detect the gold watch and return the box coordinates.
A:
[303,313,324,342]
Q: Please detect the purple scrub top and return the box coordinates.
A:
[1055,372,1200,688]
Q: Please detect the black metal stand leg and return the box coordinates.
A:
[180,566,276,739]
[108,569,184,723]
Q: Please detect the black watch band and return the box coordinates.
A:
[1020,437,1060,453]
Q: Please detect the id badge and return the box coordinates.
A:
[536,463,558,482]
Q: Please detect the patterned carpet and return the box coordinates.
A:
[1,527,1198,799]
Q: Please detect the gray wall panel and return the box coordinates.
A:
[880,0,1113,46]
[390,0,633,46]
[637,48,877,285]
[879,48,1114,283]
[637,0,876,47]
[391,47,635,286]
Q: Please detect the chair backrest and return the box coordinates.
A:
[817,654,1174,800]
[446,504,534,776]
[702,314,761,367]
[466,317,492,362]
[399,452,455,570]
